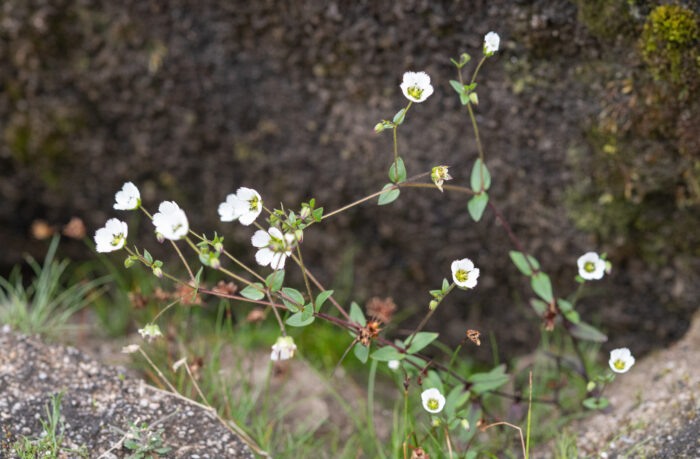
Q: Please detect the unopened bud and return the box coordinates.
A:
[461,419,470,431]
[124,256,135,268]
[295,229,304,243]
[586,381,596,392]
[210,256,221,270]
[300,206,311,220]
[374,122,385,134]
[214,241,224,254]
[429,300,438,311]
[156,232,165,244]
[152,266,163,278]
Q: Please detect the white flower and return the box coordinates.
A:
[431,166,452,192]
[138,323,162,341]
[451,258,480,289]
[152,201,189,240]
[388,360,400,371]
[577,252,607,280]
[400,71,434,103]
[113,182,141,210]
[421,388,446,414]
[251,227,295,270]
[218,187,263,226]
[271,336,297,361]
[94,218,128,253]
[484,31,500,55]
[609,348,635,373]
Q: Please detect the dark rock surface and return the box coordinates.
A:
[0,0,696,358]
[0,327,254,458]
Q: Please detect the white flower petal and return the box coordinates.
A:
[255,248,275,267]
[268,227,284,240]
[238,208,261,226]
[251,230,270,248]
[114,182,141,210]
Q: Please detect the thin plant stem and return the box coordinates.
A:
[294,243,314,302]
[137,348,178,394]
[267,291,286,336]
[296,260,353,322]
[405,283,455,348]
[367,358,387,459]
[151,297,181,324]
[170,240,195,284]
[526,371,533,459]
[482,421,526,459]
[392,102,412,182]
[443,424,454,458]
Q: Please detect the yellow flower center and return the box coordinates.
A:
[249,196,259,211]
[111,233,124,246]
[427,398,439,411]
[455,269,469,283]
[614,359,626,370]
[407,85,423,100]
[584,261,596,273]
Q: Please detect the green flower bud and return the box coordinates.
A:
[429,300,438,310]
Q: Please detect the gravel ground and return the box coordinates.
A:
[563,309,700,458]
[0,326,254,458]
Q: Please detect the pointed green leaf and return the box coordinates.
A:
[583,397,609,410]
[378,183,400,205]
[556,298,573,313]
[467,364,510,395]
[530,298,548,315]
[470,158,492,192]
[509,251,533,276]
[531,272,553,302]
[350,301,366,327]
[314,290,334,312]
[281,287,304,313]
[570,322,607,342]
[353,342,369,363]
[312,208,324,222]
[265,270,285,292]
[564,310,580,323]
[460,91,469,105]
[240,283,265,301]
[449,80,464,94]
[143,249,153,264]
[388,157,407,183]
[467,193,488,222]
[371,346,405,362]
[442,278,450,291]
[445,386,471,419]
[405,332,439,354]
[286,311,315,327]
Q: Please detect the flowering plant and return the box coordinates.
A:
[95,32,633,456]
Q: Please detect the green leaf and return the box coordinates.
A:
[349,302,366,327]
[425,370,444,393]
[467,193,489,222]
[265,270,285,292]
[470,159,492,192]
[445,386,470,420]
[556,298,573,312]
[370,346,405,362]
[314,290,334,312]
[312,208,324,222]
[509,251,533,276]
[240,283,265,301]
[405,332,439,354]
[570,322,608,342]
[143,249,153,264]
[378,183,400,206]
[353,342,369,364]
[441,278,450,291]
[393,108,407,125]
[460,91,469,105]
[583,397,609,410]
[388,157,407,183]
[467,364,510,395]
[530,298,548,315]
[286,311,315,327]
[531,272,553,302]
[564,310,580,323]
[449,80,464,94]
[281,287,304,313]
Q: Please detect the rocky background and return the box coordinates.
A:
[1,0,698,357]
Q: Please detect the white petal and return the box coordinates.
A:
[255,248,274,267]
[218,201,236,222]
[251,230,270,248]
[238,208,261,226]
[270,252,287,270]
[236,187,258,201]
[268,227,284,240]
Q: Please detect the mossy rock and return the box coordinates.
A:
[640,4,700,86]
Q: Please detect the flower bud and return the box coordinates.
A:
[460,419,471,432]
[299,206,311,220]
[124,256,135,268]
[586,381,596,392]
[210,256,221,270]
[429,300,438,311]
[295,229,304,243]
[156,232,165,244]
[152,266,163,278]
[374,122,385,134]
[214,241,224,254]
